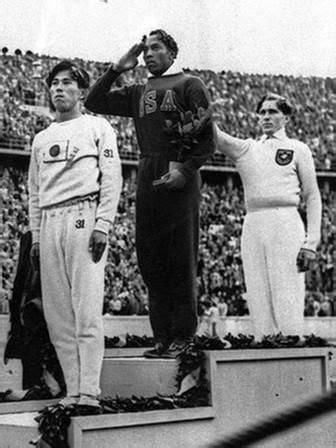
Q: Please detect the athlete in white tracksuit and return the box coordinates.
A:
[28,61,122,407]
[215,93,322,338]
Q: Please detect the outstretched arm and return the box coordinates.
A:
[215,124,250,162]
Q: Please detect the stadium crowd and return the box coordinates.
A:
[1,165,335,317]
[1,48,335,170]
[1,48,335,317]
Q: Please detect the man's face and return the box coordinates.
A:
[142,35,174,75]
[49,69,83,113]
[258,99,288,135]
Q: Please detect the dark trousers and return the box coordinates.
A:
[136,157,200,343]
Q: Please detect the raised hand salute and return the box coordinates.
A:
[114,37,146,73]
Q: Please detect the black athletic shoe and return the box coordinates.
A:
[161,340,191,359]
[143,342,168,358]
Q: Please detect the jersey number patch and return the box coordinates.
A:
[75,219,85,229]
[275,149,294,166]
[104,149,114,158]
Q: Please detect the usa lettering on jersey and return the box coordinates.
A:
[139,89,177,117]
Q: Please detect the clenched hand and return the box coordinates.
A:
[89,230,107,263]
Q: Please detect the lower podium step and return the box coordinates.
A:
[0,412,39,448]
[0,351,178,414]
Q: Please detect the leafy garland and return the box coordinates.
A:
[105,332,330,350]
[105,334,154,348]
[28,333,330,447]
[162,105,212,162]
[195,332,330,350]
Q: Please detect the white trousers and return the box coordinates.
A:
[241,207,305,339]
[40,199,107,397]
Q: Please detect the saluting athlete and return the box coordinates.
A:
[215,93,322,338]
[85,30,215,358]
[28,60,122,407]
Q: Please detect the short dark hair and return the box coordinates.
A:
[46,60,90,89]
[256,93,293,116]
[149,29,179,59]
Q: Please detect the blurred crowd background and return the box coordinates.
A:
[1,48,335,169]
[1,49,335,318]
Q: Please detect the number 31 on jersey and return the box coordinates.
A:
[104,149,114,158]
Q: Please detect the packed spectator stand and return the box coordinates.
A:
[1,48,336,169]
[1,48,335,317]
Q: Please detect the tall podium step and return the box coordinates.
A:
[100,357,178,397]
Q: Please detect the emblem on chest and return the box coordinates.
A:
[49,144,60,157]
[275,149,294,166]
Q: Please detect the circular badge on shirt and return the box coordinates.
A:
[275,149,294,166]
[49,144,60,157]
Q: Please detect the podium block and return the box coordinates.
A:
[1,347,335,448]
[100,357,178,397]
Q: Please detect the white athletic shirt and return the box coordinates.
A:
[216,127,322,251]
[28,114,122,243]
